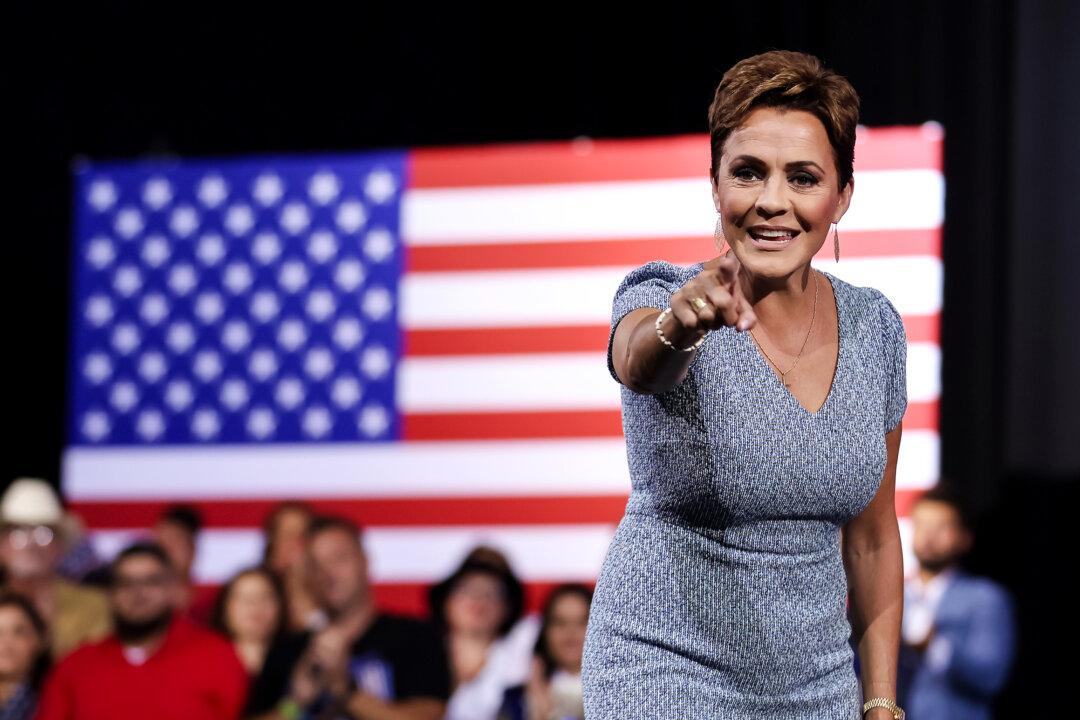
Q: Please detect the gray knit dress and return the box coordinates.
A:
[582,260,908,720]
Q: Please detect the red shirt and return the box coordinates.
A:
[36,615,249,720]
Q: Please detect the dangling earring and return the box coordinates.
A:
[833,223,840,262]
[714,215,728,256]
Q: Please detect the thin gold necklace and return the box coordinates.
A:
[748,270,819,388]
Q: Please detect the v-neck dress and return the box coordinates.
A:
[582,260,908,719]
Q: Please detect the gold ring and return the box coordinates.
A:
[690,297,707,313]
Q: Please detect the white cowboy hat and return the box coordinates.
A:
[0,477,64,526]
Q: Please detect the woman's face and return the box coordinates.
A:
[268,508,310,572]
[711,106,853,283]
[444,572,508,637]
[225,573,281,644]
[544,593,589,672]
[0,606,41,680]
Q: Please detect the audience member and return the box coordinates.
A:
[0,592,50,720]
[272,515,450,720]
[211,565,308,719]
[897,484,1018,720]
[429,551,540,720]
[153,504,214,624]
[261,502,321,632]
[35,541,248,720]
[0,478,110,659]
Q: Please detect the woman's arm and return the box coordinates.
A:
[842,421,905,719]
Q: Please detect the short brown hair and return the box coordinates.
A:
[707,50,860,191]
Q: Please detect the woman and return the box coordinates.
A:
[0,592,49,720]
[498,584,591,720]
[261,502,321,632]
[581,50,907,720]
[429,553,540,720]
[211,565,307,718]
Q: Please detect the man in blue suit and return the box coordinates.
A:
[897,484,1017,720]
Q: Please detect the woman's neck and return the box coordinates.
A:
[0,676,26,704]
[233,638,269,673]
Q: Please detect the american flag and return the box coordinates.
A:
[63,126,943,612]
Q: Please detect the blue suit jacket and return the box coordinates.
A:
[895,569,1018,720]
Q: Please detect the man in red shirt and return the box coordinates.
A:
[35,541,248,720]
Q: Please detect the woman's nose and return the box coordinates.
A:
[755,175,789,215]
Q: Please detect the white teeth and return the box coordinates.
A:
[752,229,794,239]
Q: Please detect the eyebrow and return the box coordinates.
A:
[731,155,825,173]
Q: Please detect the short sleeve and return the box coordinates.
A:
[875,288,909,433]
[390,618,452,701]
[606,260,689,385]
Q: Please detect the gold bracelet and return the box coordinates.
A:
[863,696,905,720]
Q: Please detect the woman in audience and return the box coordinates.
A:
[0,592,50,720]
[211,565,306,719]
[261,502,321,632]
[429,549,540,720]
[498,584,591,720]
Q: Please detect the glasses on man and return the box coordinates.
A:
[113,574,172,592]
[3,525,56,550]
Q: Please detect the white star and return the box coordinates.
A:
[220,378,250,411]
[193,350,223,382]
[307,230,338,264]
[221,320,252,352]
[85,296,114,327]
[249,291,281,323]
[87,179,117,212]
[363,228,396,263]
[308,171,341,206]
[197,175,229,208]
[302,406,333,439]
[113,264,143,297]
[86,236,115,269]
[197,233,226,266]
[81,411,111,441]
[304,347,334,380]
[331,376,362,408]
[361,285,394,321]
[109,381,139,413]
[224,203,255,237]
[168,264,197,296]
[141,234,171,268]
[358,403,391,437]
[276,318,308,352]
[333,259,365,292]
[142,177,173,210]
[251,232,282,265]
[305,289,336,322]
[83,353,112,384]
[278,260,309,294]
[363,167,398,204]
[248,348,279,381]
[138,352,168,383]
[111,323,141,355]
[335,200,366,233]
[252,173,283,207]
[164,380,194,411]
[194,291,225,324]
[114,206,145,239]
[166,321,196,354]
[136,409,165,441]
[274,377,305,410]
[280,201,310,235]
[332,318,363,349]
[169,204,200,238]
[223,262,253,295]
[191,408,220,440]
[360,345,391,380]
[247,407,276,439]
[139,293,169,326]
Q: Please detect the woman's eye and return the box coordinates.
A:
[733,168,758,181]
[792,173,817,187]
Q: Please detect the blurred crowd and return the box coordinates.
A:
[0,478,590,720]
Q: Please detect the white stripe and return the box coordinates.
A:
[402,170,943,244]
[400,256,942,329]
[88,524,618,584]
[65,430,937,501]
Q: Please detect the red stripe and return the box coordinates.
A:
[70,495,631,530]
[408,130,941,189]
[404,228,941,273]
[403,313,940,357]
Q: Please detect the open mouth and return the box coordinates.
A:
[747,228,799,250]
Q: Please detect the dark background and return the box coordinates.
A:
[7,2,1078,714]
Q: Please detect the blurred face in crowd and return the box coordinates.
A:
[544,593,589,673]
[0,523,62,580]
[225,572,282,644]
[153,520,196,579]
[307,527,369,617]
[910,500,973,573]
[0,605,42,681]
[711,106,853,285]
[111,554,177,642]
[444,571,507,637]
[268,507,311,574]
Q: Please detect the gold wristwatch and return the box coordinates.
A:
[863,696,905,719]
